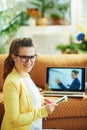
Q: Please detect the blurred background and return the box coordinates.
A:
[0,0,87,54]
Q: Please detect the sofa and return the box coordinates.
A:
[0,54,87,130]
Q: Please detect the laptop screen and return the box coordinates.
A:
[46,67,85,92]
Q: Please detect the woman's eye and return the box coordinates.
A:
[31,56,34,59]
[22,56,28,59]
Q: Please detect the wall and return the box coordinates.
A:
[16,26,78,54]
[71,0,87,28]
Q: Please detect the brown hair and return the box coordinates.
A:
[3,38,35,80]
[72,70,79,75]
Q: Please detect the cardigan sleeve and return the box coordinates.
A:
[3,82,48,128]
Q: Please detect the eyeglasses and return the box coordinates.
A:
[15,54,37,63]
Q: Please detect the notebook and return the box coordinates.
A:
[44,67,86,97]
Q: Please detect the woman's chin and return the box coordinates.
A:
[24,66,33,73]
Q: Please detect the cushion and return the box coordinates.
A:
[47,95,87,118]
[0,92,4,126]
[0,54,7,91]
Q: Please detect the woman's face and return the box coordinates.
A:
[71,72,77,79]
[12,47,36,74]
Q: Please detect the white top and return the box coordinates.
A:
[22,75,42,130]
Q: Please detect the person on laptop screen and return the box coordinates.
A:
[56,70,80,91]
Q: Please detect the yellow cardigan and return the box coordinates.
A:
[1,68,48,130]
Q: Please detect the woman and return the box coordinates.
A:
[56,70,80,91]
[1,38,57,130]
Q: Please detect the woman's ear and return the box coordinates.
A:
[12,54,16,61]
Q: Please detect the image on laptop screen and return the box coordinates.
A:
[46,67,85,92]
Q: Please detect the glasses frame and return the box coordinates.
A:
[15,54,37,63]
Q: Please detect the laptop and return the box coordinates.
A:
[43,67,86,97]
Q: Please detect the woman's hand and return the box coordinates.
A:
[45,102,57,115]
[44,98,53,105]
[56,79,61,84]
[44,98,58,114]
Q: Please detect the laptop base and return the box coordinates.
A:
[43,91,85,97]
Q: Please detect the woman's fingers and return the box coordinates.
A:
[45,103,58,115]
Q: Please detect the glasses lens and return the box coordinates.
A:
[19,54,37,63]
[20,56,29,63]
[30,55,37,62]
